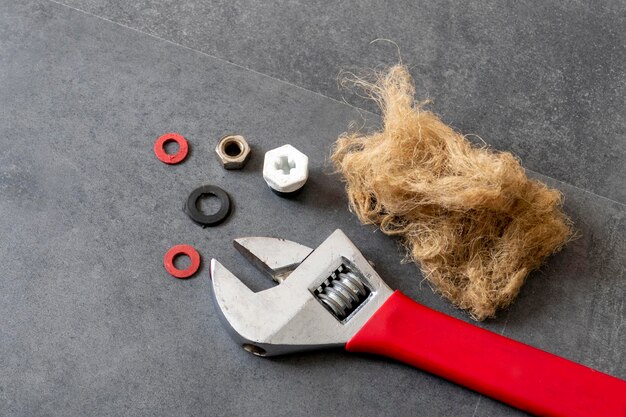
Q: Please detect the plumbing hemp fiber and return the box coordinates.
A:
[332,65,573,320]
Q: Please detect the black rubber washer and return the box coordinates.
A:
[185,185,231,227]
[270,186,304,198]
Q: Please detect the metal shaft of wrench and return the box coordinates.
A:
[209,230,626,417]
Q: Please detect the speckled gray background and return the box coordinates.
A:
[0,1,624,416]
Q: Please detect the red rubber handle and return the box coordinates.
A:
[346,291,626,417]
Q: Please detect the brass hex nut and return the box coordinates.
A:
[215,135,251,170]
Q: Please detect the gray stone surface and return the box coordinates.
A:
[0,1,623,416]
[55,0,626,203]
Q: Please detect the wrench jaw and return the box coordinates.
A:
[210,258,309,356]
[233,237,313,283]
[210,230,394,357]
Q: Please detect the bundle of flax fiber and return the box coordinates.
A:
[332,65,573,321]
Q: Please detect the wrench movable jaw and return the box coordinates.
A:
[233,236,312,283]
[209,230,393,357]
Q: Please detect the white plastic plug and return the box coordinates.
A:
[263,144,309,194]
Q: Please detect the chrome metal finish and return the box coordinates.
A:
[210,230,393,356]
[233,237,312,283]
[314,267,370,320]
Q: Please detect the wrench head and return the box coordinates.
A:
[210,229,393,356]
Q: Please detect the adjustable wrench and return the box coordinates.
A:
[209,229,626,417]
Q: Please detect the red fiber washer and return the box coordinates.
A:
[163,244,200,279]
[154,133,189,164]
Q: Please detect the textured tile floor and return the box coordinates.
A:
[54,0,626,203]
[0,1,624,416]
